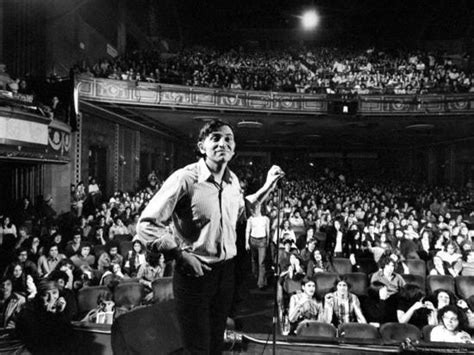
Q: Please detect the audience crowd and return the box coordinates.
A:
[0,163,473,350]
[76,47,474,95]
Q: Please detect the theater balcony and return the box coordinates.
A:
[77,77,474,116]
[0,93,72,213]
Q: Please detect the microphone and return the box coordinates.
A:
[276,173,287,188]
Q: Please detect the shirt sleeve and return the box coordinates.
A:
[136,170,186,252]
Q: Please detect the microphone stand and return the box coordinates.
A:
[272,179,285,355]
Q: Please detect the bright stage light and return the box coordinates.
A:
[301,10,319,30]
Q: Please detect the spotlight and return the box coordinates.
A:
[301,10,319,30]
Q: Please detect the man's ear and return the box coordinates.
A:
[197,141,205,156]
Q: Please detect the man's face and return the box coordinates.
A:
[198,125,235,165]
[49,246,59,258]
[41,288,59,308]
[18,251,28,262]
[110,247,118,256]
[2,280,12,295]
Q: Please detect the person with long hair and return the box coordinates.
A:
[7,262,37,300]
[396,284,436,328]
[123,240,147,277]
[430,305,472,343]
[0,276,26,328]
[324,277,367,327]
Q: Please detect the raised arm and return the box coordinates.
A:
[245,165,284,214]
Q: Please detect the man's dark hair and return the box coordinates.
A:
[48,270,69,283]
[196,119,234,157]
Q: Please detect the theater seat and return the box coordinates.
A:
[343,272,368,297]
[111,300,181,355]
[152,277,174,303]
[313,272,339,297]
[427,275,455,294]
[332,258,353,275]
[119,241,133,258]
[114,282,145,309]
[77,286,113,316]
[406,259,427,277]
[357,258,378,275]
[422,324,436,341]
[379,322,422,344]
[402,274,426,291]
[282,278,302,295]
[338,323,380,340]
[114,234,132,243]
[295,320,337,338]
[455,276,474,299]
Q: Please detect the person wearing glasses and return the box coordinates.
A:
[430,305,472,343]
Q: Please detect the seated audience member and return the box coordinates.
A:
[137,252,166,293]
[428,289,458,323]
[280,254,306,284]
[4,248,39,280]
[97,241,123,272]
[0,277,25,328]
[48,270,77,321]
[461,249,474,276]
[76,264,101,289]
[306,249,334,277]
[100,261,129,289]
[429,255,449,275]
[27,236,42,264]
[430,305,472,343]
[108,216,129,240]
[54,259,75,290]
[64,229,82,257]
[397,284,436,329]
[436,241,463,277]
[16,280,75,354]
[69,242,95,269]
[89,227,107,246]
[37,243,66,278]
[288,277,324,334]
[363,281,394,324]
[14,226,31,250]
[275,220,296,249]
[50,232,66,254]
[128,214,139,237]
[7,262,36,300]
[324,277,367,327]
[300,238,317,269]
[123,240,147,277]
[370,255,406,298]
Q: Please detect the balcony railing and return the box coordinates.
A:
[77,77,474,116]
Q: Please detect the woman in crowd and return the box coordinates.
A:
[306,249,334,277]
[288,277,324,334]
[108,216,129,240]
[324,278,367,327]
[0,216,17,246]
[123,240,147,277]
[7,262,37,299]
[0,276,26,328]
[430,305,472,343]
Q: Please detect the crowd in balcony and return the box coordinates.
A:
[0,162,472,350]
[77,46,474,95]
[0,63,68,122]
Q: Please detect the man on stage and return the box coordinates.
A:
[137,119,284,354]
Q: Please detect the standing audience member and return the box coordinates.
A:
[246,204,270,289]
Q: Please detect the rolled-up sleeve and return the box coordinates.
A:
[137,170,185,252]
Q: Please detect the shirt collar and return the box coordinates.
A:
[197,158,232,184]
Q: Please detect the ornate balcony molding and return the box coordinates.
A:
[77,77,474,116]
